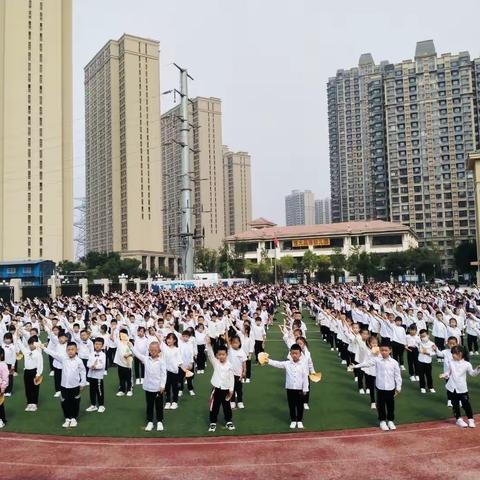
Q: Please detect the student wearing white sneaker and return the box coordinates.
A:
[86,338,106,413]
[17,336,43,411]
[436,336,458,408]
[405,325,420,382]
[0,347,9,427]
[178,330,196,396]
[441,345,480,428]
[111,326,133,397]
[130,340,167,432]
[265,344,309,430]
[205,338,235,432]
[132,327,148,385]
[160,333,183,410]
[41,341,87,428]
[355,342,402,431]
[227,334,247,409]
[417,330,437,394]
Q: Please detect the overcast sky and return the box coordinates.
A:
[73,0,480,225]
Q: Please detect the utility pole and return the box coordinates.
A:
[175,64,194,279]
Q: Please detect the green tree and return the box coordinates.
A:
[277,255,295,279]
[315,255,331,282]
[301,250,319,283]
[57,260,83,274]
[330,248,346,279]
[246,260,272,284]
[383,251,410,277]
[453,240,477,274]
[217,243,246,278]
[195,247,218,273]
[407,247,441,279]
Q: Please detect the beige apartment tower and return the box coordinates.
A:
[223,146,252,236]
[162,97,225,256]
[0,0,73,262]
[85,34,168,272]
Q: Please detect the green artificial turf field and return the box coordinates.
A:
[3,310,480,437]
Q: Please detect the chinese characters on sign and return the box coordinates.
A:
[292,238,331,248]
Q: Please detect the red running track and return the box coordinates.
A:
[0,417,479,480]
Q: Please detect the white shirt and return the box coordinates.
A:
[357,356,402,392]
[161,345,183,373]
[228,347,247,377]
[18,343,43,375]
[44,348,87,388]
[77,339,94,360]
[206,346,234,390]
[418,339,436,364]
[268,359,309,392]
[179,340,195,368]
[252,324,266,341]
[87,351,106,379]
[132,347,167,392]
[445,359,479,394]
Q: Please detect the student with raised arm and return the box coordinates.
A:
[264,343,309,429]
[354,341,402,431]
[40,341,87,428]
[205,336,235,432]
[130,339,167,432]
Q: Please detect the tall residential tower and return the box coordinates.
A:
[0,0,73,262]
[85,34,168,272]
[285,190,315,226]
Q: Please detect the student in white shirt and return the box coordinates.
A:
[436,336,459,407]
[252,317,266,363]
[194,323,207,373]
[41,341,87,428]
[178,330,196,396]
[77,329,94,370]
[441,345,480,428]
[417,329,437,394]
[131,340,167,432]
[161,332,184,410]
[2,332,16,396]
[205,338,235,432]
[265,343,309,429]
[111,326,133,397]
[227,334,247,409]
[355,342,402,431]
[17,335,43,411]
[85,337,106,413]
[132,327,148,385]
[405,325,420,382]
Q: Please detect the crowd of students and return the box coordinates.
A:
[0,281,479,433]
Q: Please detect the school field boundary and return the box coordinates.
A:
[1,417,479,480]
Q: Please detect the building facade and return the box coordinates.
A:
[0,0,73,262]
[223,146,252,236]
[162,97,225,257]
[328,40,480,267]
[315,198,331,224]
[85,34,173,273]
[285,190,315,226]
[226,219,418,264]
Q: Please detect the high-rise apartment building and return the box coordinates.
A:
[328,54,390,223]
[0,0,73,262]
[328,40,480,266]
[162,97,225,256]
[315,198,331,224]
[85,34,168,272]
[285,190,315,226]
[223,146,252,236]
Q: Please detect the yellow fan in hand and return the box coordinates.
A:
[258,352,269,365]
[309,372,322,383]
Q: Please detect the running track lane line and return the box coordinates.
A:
[0,420,465,447]
[0,444,479,470]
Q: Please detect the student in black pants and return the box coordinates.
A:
[354,342,402,431]
[405,325,419,381]
[17,336,43,411]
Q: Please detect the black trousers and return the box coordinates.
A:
[434,336,445,351]
[286,389,304,422]
[61,386,81,420]
[365,374,376,403]
[417,362,433,389]
[88,377,104,406]
[134,358,145,379]
[451,390,473,419]
[376,388,395,422]
[233,375,243,403]
[406,347,419,376]
[165,371,179,402]
[254,340,264,362]
[357,367,365,390]
[6,364,13,394]
[209,387,232,423]
[107,348,117,368]
[53,366,62,392]
[467,334,479,353]
[0,404,5,423]
[145,391,164,422]
[178,368,194,392]
[117,366,132,393]
[196,345,206,370]
[391,342,405,366]
[245,359,252,379]
[24,368,39,404]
